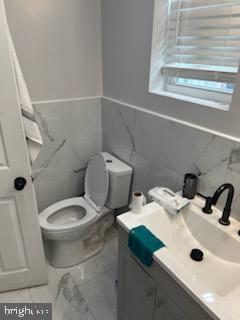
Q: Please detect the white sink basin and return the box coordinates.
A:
[117,196,240,320]
[138,197,240,297]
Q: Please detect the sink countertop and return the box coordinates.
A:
[117,197,240,320]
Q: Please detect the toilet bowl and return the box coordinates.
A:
[39,152,132,268]
[40,197,97,242]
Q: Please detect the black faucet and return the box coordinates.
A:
[202,183,234,226]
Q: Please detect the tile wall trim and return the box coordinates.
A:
[32,96,102,105]
[33,94,240,143]
[102,96,240,143]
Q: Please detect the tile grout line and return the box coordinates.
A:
[74,265,117,289]
[75,266,117,320]
[28,288,34,303]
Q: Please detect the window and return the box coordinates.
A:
[150,0,240,110]
[174,78,235,94]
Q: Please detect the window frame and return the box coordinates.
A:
[149,0,240,111]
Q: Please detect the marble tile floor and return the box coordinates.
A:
[0,227,118,320]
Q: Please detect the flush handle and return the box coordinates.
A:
[14,177,27,191]
[145,288,154,298]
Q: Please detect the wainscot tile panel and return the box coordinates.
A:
[102,98,240,220]
[33,98,102,212]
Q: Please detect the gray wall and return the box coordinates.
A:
[101,0,240,219]
[5,0,102,101]
[5,1,102,211]
[102,0,240,139]
[6,0,240,219]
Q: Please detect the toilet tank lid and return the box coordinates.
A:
[85,153,109,208]
[101,152,133,177]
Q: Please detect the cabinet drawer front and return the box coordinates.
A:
[118,243,156,320]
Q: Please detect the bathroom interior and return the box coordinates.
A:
[1,0,240,319]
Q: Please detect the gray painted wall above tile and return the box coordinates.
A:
[5,0,102,101]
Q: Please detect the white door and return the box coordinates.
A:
[0,0,47,292]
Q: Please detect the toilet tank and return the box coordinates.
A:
[101,152,133,209]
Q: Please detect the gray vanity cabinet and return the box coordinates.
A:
[118,242,187,320]
[153,287,187,320]
[117,243,156,320]
[117,225,214,320]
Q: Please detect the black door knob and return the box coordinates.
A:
[14,177,27,191]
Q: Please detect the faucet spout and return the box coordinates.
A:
[212,183,234,226]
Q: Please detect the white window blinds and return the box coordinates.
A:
[160,0,240,109]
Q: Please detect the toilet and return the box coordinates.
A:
[39,152,132,268]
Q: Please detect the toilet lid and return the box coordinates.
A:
[85,153,109,208]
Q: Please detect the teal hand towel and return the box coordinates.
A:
[128,225,165,267]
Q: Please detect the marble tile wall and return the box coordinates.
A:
[32,98,102,212]
[102,98,240,220]
[32,96,240,220]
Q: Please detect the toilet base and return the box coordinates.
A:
[46,212,114,268]
[47,237,85,268]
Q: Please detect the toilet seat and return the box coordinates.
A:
[39,153,109,236]
[39,197,97,234]
[85,153,109,210]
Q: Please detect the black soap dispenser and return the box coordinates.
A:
[182,173,198,199]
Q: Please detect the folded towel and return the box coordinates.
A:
[4,9,42,165]
[128,225,165,267]
[148,187,190,215]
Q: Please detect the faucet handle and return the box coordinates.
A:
[202,197,213,214]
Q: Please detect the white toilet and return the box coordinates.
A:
[39,152,132,268]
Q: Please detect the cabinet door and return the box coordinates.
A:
[118,244,156,320]
[154,287,188,320]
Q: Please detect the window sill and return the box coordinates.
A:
[150,88,230,111]
[163,63,238,75]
